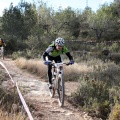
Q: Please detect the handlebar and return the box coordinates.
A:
[63,62,72,66]
[50,62,72,67]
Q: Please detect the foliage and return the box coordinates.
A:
[68,58,120,119]
[71,79,110,119]
[0,0,120,54]
[109,43,120,52]
[109,103,120,120]
[11,49,40,60]
[2,3,23,38]
[87,4,116,40]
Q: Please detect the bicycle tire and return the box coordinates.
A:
[57,74,65,107]
[0,47,4,60]
[2,48,4,60]
[49,78,55,98]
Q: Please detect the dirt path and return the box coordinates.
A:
[0,58,93,120]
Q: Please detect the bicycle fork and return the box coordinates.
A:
[56,67,63,90]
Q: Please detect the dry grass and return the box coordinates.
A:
[16,57,93,81]
[15,57,120,82]
[0,109,28,120]
[0,66,29,120]
[64,62,93,81]
[16,57,47,79]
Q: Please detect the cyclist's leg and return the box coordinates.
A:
[1,46,4,59]
[48,64,52,84]
[47,55,54,88]
[47,55,62,83]
[0,46,2,56]
[48,56,62,88]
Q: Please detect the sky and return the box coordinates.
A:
[0,0,114,16]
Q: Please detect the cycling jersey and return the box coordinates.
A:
[45,44,69,57]
[0,39,3,46]
[0,39,5,47]
[43,44,73,61]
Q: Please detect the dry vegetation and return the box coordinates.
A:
[0,66,28,120]
[0,110,29,120]
[15,57,93,81]
[15,56,120,120]
[15,58,47,79]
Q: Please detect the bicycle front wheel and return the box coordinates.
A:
[57,74,65,107]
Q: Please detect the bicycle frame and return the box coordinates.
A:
[49,62,70,107]
[53,63,63,89]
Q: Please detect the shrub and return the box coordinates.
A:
[0,68,28,119]
[109,43,120,52]
[109,103,120,120]
[70,79,110,119]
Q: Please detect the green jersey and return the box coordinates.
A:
[45,44,69,57]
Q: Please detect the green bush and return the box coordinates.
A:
[109,43,120,52]
[11,49,41,60]
[109,103,120,120]
[70,79,110,119]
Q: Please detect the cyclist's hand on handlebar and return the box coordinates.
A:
[44,60,52,65]
[69,60,74,64]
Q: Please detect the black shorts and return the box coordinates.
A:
[47,55,62,63]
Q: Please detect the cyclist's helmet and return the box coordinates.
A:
[55,37,65,46]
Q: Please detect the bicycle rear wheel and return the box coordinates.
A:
[0,47,4,60]
[57,74,65,107]
[0,47,4,59]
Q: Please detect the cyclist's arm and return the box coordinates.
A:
[66,52,73,60]
[42,46,53,61]
[63,46,73,60]
[2,39,6,46]
[42,52,49,61]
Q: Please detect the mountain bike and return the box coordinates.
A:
[0,46,4,60]
[49,62,71,107]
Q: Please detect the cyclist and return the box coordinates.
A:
[0,37,6,47]
[42,37,74,89]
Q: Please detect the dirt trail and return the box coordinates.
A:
[0,58,93,120]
